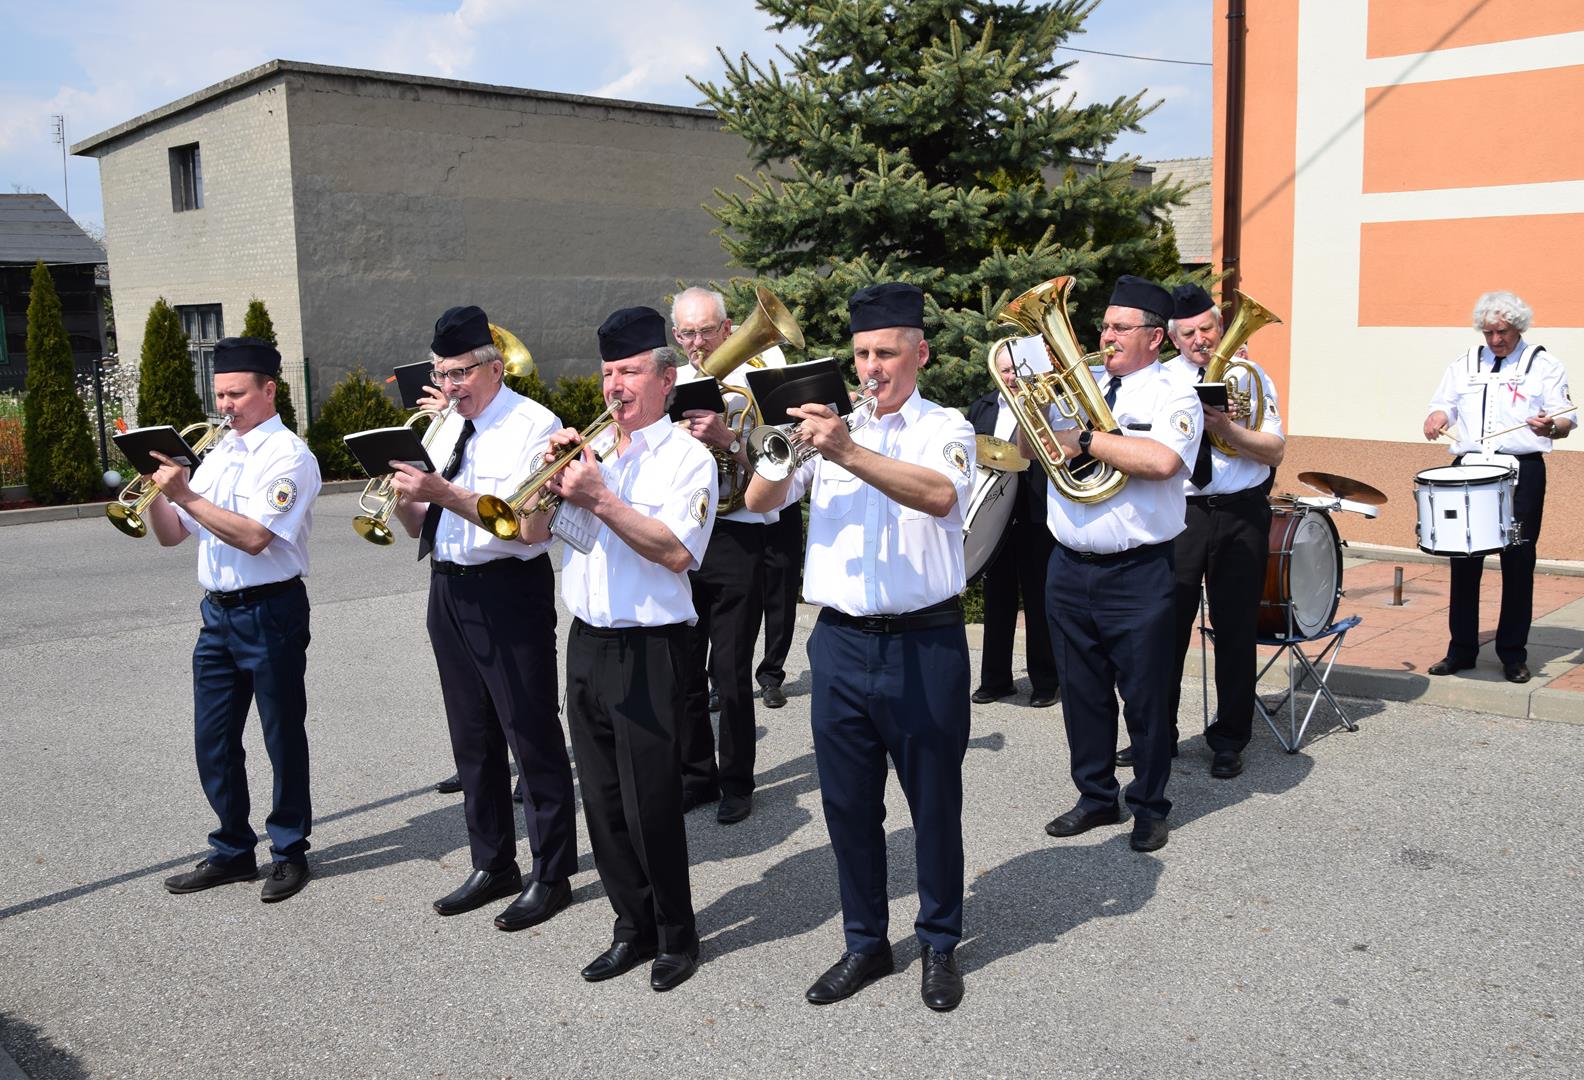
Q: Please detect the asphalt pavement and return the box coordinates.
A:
[2,491,1581,1079]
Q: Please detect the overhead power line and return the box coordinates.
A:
[1057,45,1213,68]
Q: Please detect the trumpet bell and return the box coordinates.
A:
[490,324,536,379]
[352,515,395,545]
[699,286,804,381]
[105,502,147,538]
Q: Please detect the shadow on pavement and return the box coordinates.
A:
[1,1011,89,1080]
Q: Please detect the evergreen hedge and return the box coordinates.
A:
[306,368,405,480]
[21,261,100,502]
[137,298,204,430]
[242,298,298,433]
[506,369,605,431]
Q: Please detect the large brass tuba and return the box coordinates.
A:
[1201,292,1282,457]
[105,416,233,538]
[990,276,1128,504]
[691,286,804,513]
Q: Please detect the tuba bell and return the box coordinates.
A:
[1201,292,1281,457]
[490,324,536,379]
[106,416,233,538]
[990,276,1127,504]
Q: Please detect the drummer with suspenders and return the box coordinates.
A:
[1422,290,1572,684]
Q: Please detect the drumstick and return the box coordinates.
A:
[1432,405,1577,442]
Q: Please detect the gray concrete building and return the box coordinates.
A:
[1143,156,1213,270]
[72,60,754,420]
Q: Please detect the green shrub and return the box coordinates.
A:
[22,262,100,502]
[548,373,606,431]
[137,298,204,430]
[242,297,298,433]
[306,367,406,480]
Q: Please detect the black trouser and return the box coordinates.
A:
[567,619,696,955]
[679,520,766,799]
[1447,453,1546,666]
[427,556,577,881]
[1047,541,1176,821]
[978,516,1058,696]
[756,505,803,689]
[1166,489,1271,752]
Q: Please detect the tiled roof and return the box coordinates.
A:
[0,194,105,265]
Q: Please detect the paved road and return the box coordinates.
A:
[2,492,1581,1079]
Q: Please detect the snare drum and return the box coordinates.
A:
[963,467,1019,584]
[1258,505,1342,640]
[1413,464,1516,557]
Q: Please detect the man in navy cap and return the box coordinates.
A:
[1027,275,1201,854]
[746,282,977,1012]
[389,305,580,931]
[1138,284,1285,780]
[141,336,322,903]
[521,306,717,992]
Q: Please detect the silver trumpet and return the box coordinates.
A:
[748,379,879,481]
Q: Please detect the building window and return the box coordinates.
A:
[170,144,203,212]
[177,304,223,412]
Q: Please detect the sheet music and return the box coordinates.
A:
[550,501,600,554]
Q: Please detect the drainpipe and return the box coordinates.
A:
[1222,0,1247,319]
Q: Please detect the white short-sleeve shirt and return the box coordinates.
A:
[1427,339,1572,456]
[1163,353,1284,495]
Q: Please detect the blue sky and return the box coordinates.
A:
[1,0,1212,234]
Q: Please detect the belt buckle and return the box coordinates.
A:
[859,615,889,633]
[211,591,241,608]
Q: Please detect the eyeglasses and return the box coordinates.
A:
[429,361,484,385]
[673,322,725,342]
[1100,322,1151,335]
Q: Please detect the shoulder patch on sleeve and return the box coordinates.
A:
[1170,410,1197,439]
[690,487,711,524]
[267,476,298,512]
[944,440,971,477]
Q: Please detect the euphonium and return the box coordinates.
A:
[476,402,620,540]
[105,416,233,538]
[351,402,456,546]
[490,323,536,379]
[1201,291,1282,457]
[747,379,880,482]
[991,276,1128,504]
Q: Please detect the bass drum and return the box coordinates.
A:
[963,467,1019,585]
[1258,504,1342,640]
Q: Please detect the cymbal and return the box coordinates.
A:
[975,434,1029,473]
[1297,470,1388,506]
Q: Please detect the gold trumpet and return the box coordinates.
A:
[1201,292,1281,456]
[747,379,880,481]
[991,276,1127,504]
[351,403,455,545]
[476,402,620,540]
[106,416,233,538]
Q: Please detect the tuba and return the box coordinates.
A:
[106,416,232,538]
[690,286,804,513]
[351,403,455,545]
[991,276,1127,504]
[476,402,620,540]
[1201,292,1282,457]
[748,379,880,481]
[490,323,536,379]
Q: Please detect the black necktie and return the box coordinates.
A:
[418,418,475,561]
[1104,375,1122,409]
[1190,427,1214,490]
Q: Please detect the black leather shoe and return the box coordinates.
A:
[708,689,720,713]
[433,866,522,916]
[434,773,463,794]
[1028,690,1058,708]
[681,786,721,813]
[581,941,656,982]
[1428,656,1473,676]
[494,878,571,931]
[761,684,786,709]
[806,947,895,1004]
[650,949,699,992]
[1210,750,1244,779]
[1505,663,1531,684]
[1115,742,1178,767]
[260,861,309,903]
[1130,817,1169,852]
[164,858,258,894]
[920,948,964,1012]
[716,793,752,824]
[971,684,1014,704]
[513,781,524,804]
[1044,803,1122,837]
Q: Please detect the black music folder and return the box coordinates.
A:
[112,425,202,476]
[390,361,436,410]
[667,377,727,422]
[343,426,436,478]
[1194,381,1229,410]
[744,359,851,427]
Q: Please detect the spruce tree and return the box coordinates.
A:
[693,0,1191,405]
[22,261,100,502]
[242,297,299,432]
[137,298,205,430]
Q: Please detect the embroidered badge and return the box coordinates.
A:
[690,487,711,524]
[944,441,971,476]
[1170,409,1197,439]
[267,477,298,511]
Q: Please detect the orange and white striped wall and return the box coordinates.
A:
[1213,0,1584,555]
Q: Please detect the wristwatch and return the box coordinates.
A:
[1077,430,1093,454]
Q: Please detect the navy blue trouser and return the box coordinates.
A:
[191,580,312,867]
[1046,541,1176,822]
[807,612,970,956]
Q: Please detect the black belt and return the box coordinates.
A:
[431,557,530,577]
[572,618,687,639]
[820,597,963,634]
[206,576,302,608]
[1057,540,1169,564]
[1187,486,1267,508]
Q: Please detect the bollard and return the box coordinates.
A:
[1390,565,1405,607]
